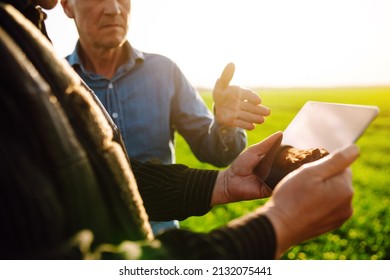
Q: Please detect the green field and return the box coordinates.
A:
[175,87,390,260]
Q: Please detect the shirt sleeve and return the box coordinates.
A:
[170,64,247,167]
[130,159,218,221]
[208,116,247,154]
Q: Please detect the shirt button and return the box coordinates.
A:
[112,112,118,119]
[108,83,113,89]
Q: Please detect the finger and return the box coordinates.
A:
[246,132,283,165]
[216,62,235,90]
[246,131,283,155]
[315,145,360,179]
[254,133,284,180]
[239,88,262,105]
[232,119,256,130]
[240,102,271,116]
[236,110,266,125]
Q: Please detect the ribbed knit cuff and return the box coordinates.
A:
[131,160,218,221]
[182,169,218,218]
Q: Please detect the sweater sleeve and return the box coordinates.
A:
[155,214,276,259]
[84,214,276,260]
[130,159,218,221]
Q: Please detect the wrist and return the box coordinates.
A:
[211,170,228,206]
[212,104,224,126]
[258,202,295,258]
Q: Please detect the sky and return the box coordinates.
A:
[45,0,390,88]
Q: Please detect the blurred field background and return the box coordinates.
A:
[175,87,390,260]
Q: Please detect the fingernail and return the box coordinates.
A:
[342,144,360,157]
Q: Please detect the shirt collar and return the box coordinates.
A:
[67,41,145,73]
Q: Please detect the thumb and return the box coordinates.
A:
[315,145,360,179]
[253,132,283,179]
[214,62,235,92]
[242,131,282,173]
[230,131,282,180]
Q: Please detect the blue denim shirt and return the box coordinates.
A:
[66,41,246,234]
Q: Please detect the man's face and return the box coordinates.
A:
[62,0,130,50]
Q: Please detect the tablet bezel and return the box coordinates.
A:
[281,101,379,153]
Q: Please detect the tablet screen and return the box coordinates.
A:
[282,101,379,153]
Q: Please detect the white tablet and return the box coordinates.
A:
[282,101,379,153]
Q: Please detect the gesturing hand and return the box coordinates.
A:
[212,63,270,130]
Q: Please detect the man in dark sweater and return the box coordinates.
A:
[0,0,359,259]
